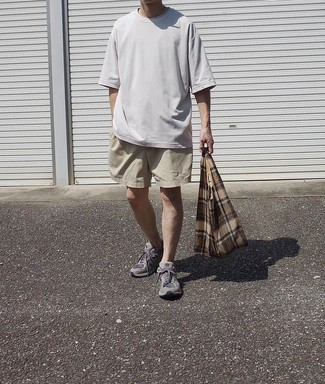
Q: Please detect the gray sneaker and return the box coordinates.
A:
[130,242,163,278]
[157,262,182,299]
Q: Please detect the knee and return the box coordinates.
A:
[160,187,183,210]
[126,187,148,210]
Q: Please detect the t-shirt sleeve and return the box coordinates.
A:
[98,26,120,89]
[188,24,216,94]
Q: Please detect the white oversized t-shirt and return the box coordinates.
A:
[99,8,216,148]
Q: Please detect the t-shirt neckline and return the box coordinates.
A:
[135,7,171,22]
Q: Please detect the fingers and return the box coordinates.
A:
[200,139,214,154]
[207,139,214,154]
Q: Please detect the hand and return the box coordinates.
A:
[200,129,214,154]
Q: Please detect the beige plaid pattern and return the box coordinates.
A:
[194,151,247,257]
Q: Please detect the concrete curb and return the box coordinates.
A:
[0,180,324,202]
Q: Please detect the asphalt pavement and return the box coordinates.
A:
[0,181,324,384]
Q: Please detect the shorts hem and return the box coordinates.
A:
[109,172,150,188]
[155,176,192,188]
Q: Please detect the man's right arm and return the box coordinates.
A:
[109,87,119,119]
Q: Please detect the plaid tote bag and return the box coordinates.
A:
[194,150,247,257]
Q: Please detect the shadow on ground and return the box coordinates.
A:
[176,237,300,283]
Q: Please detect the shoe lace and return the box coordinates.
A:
[137,249,149,263]
[137,249,150,274]
[137,247,160,274]
[157,268,175,286]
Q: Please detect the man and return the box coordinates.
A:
[99,0,215,299]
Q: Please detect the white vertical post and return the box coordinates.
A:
[47,0,71,186]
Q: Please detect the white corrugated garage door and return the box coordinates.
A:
[68,0,325,184]
[0,0,53,186]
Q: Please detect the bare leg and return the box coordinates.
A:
[126,187,162,249]
[160,187,183,263]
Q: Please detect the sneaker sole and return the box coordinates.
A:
[159,288,183,299]
[130,269,156,278]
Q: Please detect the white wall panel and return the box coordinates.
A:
[0,0,53,186]
[68,0,325,184]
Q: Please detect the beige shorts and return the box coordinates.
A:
[108,134,193,188]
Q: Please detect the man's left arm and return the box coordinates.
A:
[194,88,214,154]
